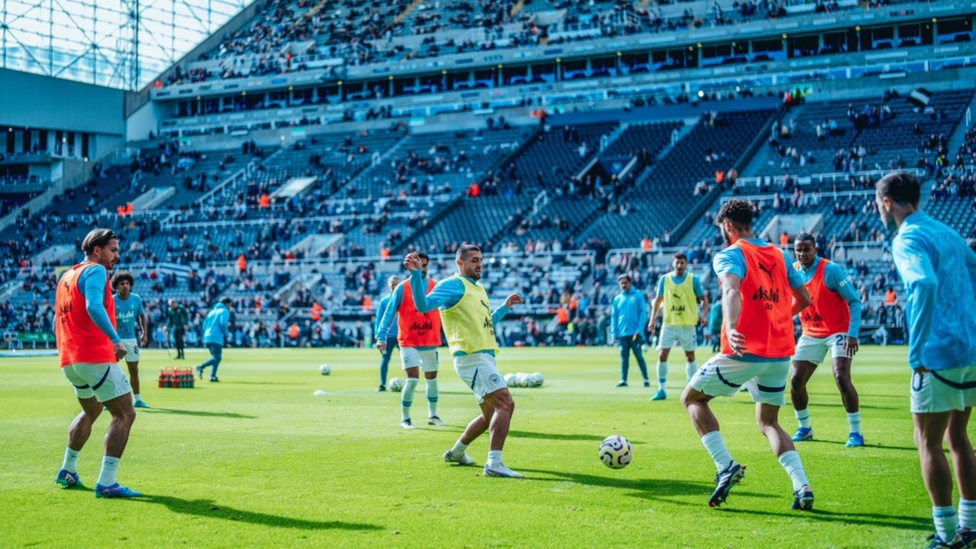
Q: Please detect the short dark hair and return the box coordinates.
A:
[456,244,480,261]
[220,296,233,305]
[876,171,920,206]
[617,274,631,282]
[673,252,687,262]
[794,232,817,245]
[417,251,430,262]
[715,199,755,228]
[110,270,134,289]
[82,228,118,255]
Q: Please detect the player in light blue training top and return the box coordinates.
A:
[112,271,148,408]
[876,172,976,549]
[195,297,233,382]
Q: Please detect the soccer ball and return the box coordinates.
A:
[503,373,516,386]
[528,372,544,387]
[318,364,331,375]
[388,377,404,392]
[599,435,633,469]
[515,372,529,387]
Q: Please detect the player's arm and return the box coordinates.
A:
[138,313,148,347]
[826,263,861,355]
[694,275,709,326]
[81,267,127,360]
[716,271,746,355]
[492,293,523,325]
[410,272,460,313]
[375,287,403,352]
[965,243,976,295]
[894,235,938,370]
[636,293,648,340]
[783,253,811,316]
[609,297,618,343]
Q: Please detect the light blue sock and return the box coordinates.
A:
[701,431,733,472]
[401,378,419,422]
[959,499,976,530]
[426,377,439,418]
[795,408,811,429]
[657,361,668,391]
[846,411,861,434]
[97,456,120,487]
[61,447,80,473]
[778,450,810,492]
[933,506,958,542]
[685,361,697,381]
[487,450,503,468]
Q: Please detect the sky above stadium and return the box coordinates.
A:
[0,0,250,90]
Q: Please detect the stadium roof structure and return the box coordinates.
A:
[0,0,250,91]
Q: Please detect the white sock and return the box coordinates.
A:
[451,439,469,455]
[401,378,419,421]
[846,411,861,434]
[685,361,697,381]
[134,393,141,402]
[487,449,503,468]
[61,447,80,473]
[97,456,120,487]
[795,408,812,429]
[701,431,733,472]
[426,377,439,418]
[933,506,958,541]
[959,499,976,530]
[657,361,668,391]
[777,450,810,492]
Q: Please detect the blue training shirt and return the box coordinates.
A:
[374,293,398,340]
[795,257,862,338]
[409,271,510,356]
[202,303,231,346]
[610,288,648,338]
[892,211,976,371]
[113,292,145,339]
[713,237,804,362]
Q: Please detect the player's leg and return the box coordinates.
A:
[831,354,862,446]
[481,387,521,478]
[653,334,672,399]
[617,337,630,386]
[684,349,698,382]
[916,411,958,542]
[947,406,976,543]
[631,336,650,387]
[126,360,148,408]
[209,344,223,381]
[94,364,141,498]
[57,381,103,489]
[789,360,818,441]
[422,350,443,425]
[401,366,420,428]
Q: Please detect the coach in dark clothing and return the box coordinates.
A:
[167,299,189,359]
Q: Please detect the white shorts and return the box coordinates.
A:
[121,338,141,363]
[62,362,131,403]
[401,347,439,372]
[689,354,789,406]
[454,353,508,404]
[658,324,697,351]
[910,365,976,414]
[793,333,849,364]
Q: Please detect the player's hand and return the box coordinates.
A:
[504,293,524,308]
[647,320,656,333]
[843,336,859,357]
[113,341,127,361]
[139,334,148,347]
[609,337,617,346]
[403,252,422,272]
[376,340,387,354]
[725,328,747,356]
[699,316,708,328]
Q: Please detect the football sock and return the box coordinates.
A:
[685,361,697,381]
[657,361,668,391]
[451,440,469,455]
[97,456,120,487]
[401,378,419,421]
[795,408,812,429]
[777,450,810,492]
[933,506,958,542]
[62,447,80,473]
[487,450,503,468]
[134,394,141,403]
[701,431,733,472]
[426,377,439,417]
[846,411,861,434]
[959,499,976,530]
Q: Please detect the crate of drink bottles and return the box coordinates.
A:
[158,368,195,388]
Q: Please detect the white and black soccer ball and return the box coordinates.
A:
[515,372,529,387]
[528,372,544,387]
[599,435,633,469]
[388,377,404,392]
[503,373,516,386]
[318,364,331,375]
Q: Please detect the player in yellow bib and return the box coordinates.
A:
[648,252,709,401]
[405,245,525,478]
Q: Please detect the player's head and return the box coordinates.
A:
[456,244,482,280]
[168,299,177,309]
[220,296,233,310]
[793,232,818,269]
[111,270,134,297]
[617,274,632,291]
[714,199,756,245]
[875,171,920,230]
[672,252,687,276]
[417,251,430,278]
[387,275,400,290]
[82,228,120,269]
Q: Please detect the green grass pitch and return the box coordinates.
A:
[0,346,955,547]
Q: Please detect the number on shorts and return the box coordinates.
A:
[835,334,845,346]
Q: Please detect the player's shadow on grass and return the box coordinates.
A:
[227,381,306,386]
[519,468,716,502]
[137,495,382,531]
[800,439,917,451]
[510,430,618,442]
[145,408,257,419]
[722,507,931,532]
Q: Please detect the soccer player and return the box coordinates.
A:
[875,172,976,549]
[376,255,446,428]
[54,228,141,498]
[404,245,525,478]
[374,275,400,392]
[167,299,189,359]
[681,199,815,510]
[789,233,864,447]
[648,252,709,400]
[195,297,232,382]
[111,271,150,408]
[610,274,649,388]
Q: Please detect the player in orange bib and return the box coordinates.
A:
[789,233,864,448]
[375,252,446,428]
[54,228,140,499]
[682,200,815,511]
